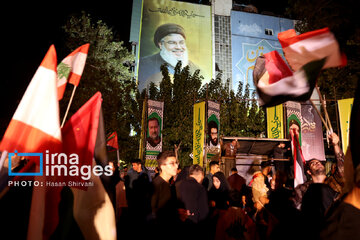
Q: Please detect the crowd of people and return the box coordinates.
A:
[111,132,359,240]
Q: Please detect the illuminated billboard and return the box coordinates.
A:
[137,0,212,92]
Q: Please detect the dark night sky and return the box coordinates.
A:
[2,2,134,132]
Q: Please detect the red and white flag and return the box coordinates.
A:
[56,43,90,100]
[0,45,63,240]
[278,27,346,71]
[0,45,62,154]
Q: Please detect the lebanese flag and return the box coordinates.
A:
[56,43,90,100]
[106,132,119,151]
[253,50,325,107]
[0,45,63,240]
[61,91,102,189]
[278,28,347,71]
[0,44,62,155]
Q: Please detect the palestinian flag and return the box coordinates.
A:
[253,50,325,107]
[278,28,346,71]
[291,129,307,188]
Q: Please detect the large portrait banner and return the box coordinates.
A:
[137,0,212,92]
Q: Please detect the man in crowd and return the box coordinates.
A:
[223,139,240,157]
[138,23,201,91]
[293,132,344,209]
[124,159,152,238]
[203,160,221,191]
[272,141,291,176]
[146,117,161,147]
[261,161,272,192]
[150,150,179,239]
[292,132,344,239]
[321,81,360,239]
[176,164,209,228]
[223,139,240,176]
[227,167,245,193]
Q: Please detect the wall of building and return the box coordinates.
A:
[231,11,295,94]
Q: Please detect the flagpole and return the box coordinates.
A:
[310,100,329,133]
[315,85,333,132]
[0,151,8,172]
[139,95,147,161]
[61,85,77,128]
[116,149,120,163]
[323,94,333,132]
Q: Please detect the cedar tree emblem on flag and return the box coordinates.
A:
[56,43,90,100]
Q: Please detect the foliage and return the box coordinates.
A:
[60,12,138,163]
[146,63,266,167]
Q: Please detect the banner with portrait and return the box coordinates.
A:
[145,99,164,168]
[193,102,205,166]
[286,101,302,143]
[137,0,212,92]
[286,101,306,187]
[301,101,325,161]
[206,101,221,163]
[338,98,354,153]
[266,104,284,139]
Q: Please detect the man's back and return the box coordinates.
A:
[227,173,245,192]
[177,177,209,223]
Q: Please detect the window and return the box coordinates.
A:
[265,28,274,35]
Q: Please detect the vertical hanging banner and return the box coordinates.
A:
[145,100,164,168]
[301,100,325,161]
[286,101,302,143]
[286,101,307,188]
[206,101,221,161]
[193,102,205,166]
[338,98,354,152]
[266,104,284,139]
